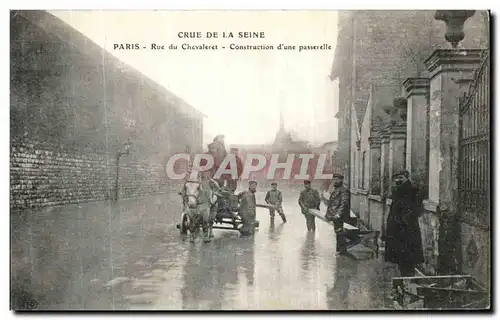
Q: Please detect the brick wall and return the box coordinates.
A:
[9,138,175,210]
[10,11,203,211]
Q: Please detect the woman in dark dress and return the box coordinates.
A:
[384,170,424,276]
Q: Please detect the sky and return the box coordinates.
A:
[51,10,339,147]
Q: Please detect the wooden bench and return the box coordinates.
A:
[308,208,380,258]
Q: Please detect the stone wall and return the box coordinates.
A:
[10,139,174,210]
[333,11,488,178]
[10,11,203,211]
[367,195,384,232]
[460,223,490,291]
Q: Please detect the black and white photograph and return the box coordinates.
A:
[9,8,491,311]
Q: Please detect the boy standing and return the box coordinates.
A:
[265,182,287,223]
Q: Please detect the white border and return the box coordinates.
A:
[2,1,498,319]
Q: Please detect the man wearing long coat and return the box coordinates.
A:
[384,170,424,276]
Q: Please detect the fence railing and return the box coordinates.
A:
[458,50,490,229]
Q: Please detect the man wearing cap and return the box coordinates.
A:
[237,180,258,236]
[325,173,352,254]
[384,170,424,276]
[265,182,287,223]
[298,180,321,232]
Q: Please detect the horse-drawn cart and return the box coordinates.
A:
[176,191,261,237]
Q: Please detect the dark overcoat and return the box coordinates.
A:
[384,181,424,266]
[326,186,351,223]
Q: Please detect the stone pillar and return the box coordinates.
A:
[424,49,483,274]
[368,137,381,195]
[403,78,430,194]
[388,124,407,197]
[380,132,390,197]
[424,49,483,208]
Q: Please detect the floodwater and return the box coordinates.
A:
[11,188,397,310]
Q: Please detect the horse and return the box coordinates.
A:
[181,172,220,243]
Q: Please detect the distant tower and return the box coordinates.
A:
[278,104,285,135]
[274,105,288,146]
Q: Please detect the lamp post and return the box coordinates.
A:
[434,10,476,48]
[115,140,131,201]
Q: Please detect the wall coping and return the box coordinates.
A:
[389,125,407,140]
[368,194,383,202]
[424,49,486,79]
[368,136,382,148]
[351,189,369,196]
[423,199,439,213]
[402,78,430,97]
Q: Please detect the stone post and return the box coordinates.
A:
[403,78,430,194]
[368,137,382,195]
[380,131,390,197]
[388,124,407,198]
[424,49,483,209]
[424,48,483,274]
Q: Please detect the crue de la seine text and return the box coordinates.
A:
[177,31,266,39]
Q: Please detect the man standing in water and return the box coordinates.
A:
[298,180,321,232]
[324,173,352,254]
[237,180,258,236]
[384,170,424,276]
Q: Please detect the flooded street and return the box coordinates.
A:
[12,188,397,310]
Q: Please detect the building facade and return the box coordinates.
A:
[330,10,490,288]
[10,10,204,211]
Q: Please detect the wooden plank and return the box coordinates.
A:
[350,210,357,218]
[308,208,359,230]
[256,203,277,210]
[417,287,488,309]
[212,226,239,231]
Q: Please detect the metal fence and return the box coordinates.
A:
[458,50,490,229]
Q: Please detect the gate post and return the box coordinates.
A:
[387,124,407,199]
[424,49,482,274]
[402,78,430,195]
[368,137,382,196]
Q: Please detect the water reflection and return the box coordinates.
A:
[268,220,285,242]
[180,240,238,310]
[180,234,257,310]
[300,232,317,276]
[236,236,256,286]
[326,255,358,310]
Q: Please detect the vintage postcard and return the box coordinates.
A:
[10,9,491,311]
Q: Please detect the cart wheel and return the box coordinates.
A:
[180,212,189,235]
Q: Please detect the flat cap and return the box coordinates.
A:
[393,170,409,178]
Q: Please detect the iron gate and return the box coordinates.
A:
[458,50,490,229]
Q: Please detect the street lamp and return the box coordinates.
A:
[115,140,131,201]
